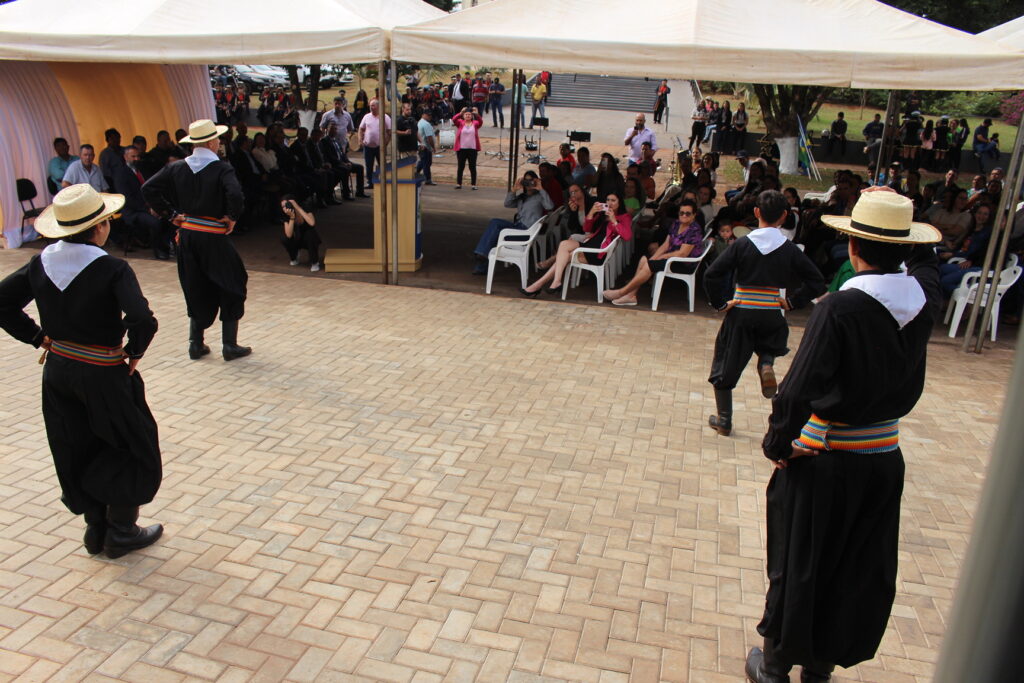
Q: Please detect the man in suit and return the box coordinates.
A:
[230,135,272,227]
[291,127,339,206]
[112,146,171,259]
[319,123,367,199]
[447,74,470,115]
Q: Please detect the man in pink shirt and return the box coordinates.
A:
[357,99,392,190]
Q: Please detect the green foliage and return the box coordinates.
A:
[929,91,1004,117]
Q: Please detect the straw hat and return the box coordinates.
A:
[821,190,940,244]
[179,118,228,144]
[35,184,125,239]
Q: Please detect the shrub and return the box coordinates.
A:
[999,92,1024,126]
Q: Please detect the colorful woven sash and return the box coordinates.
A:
[734,285,783,310]
[48,340,125,367]
[180,214,229,234]
[793,413,899,454]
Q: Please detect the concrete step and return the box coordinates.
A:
[530,73,661,113]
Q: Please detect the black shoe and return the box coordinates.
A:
[745,647,791,683]
[520,287,541,298]
[83,508,106,555]
[546,284,563,295]
[758,364,778,399]
[222,320,252,361]
[153,250,170,260]
[709,388,733,436]
[104,506,163,559]
[356,193,369,198]
[188,319,210,360]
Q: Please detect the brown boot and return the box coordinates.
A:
[758,363,778,399]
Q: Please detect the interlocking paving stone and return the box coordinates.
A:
[0,249,1012,681]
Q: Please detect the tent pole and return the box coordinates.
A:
[378,60,389,284]
[389,59,400,285]
[506,70,517,192]
[933,326,1024,681]
[511,70,522,186]
[969,114,1024,352]
[875,90,899,187]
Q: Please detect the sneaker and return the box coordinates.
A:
[310,263,321,272]
[472,186,478,191]
[455,185,462,190]
[289,260,300,266]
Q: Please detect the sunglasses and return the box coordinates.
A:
[679,210,694,216]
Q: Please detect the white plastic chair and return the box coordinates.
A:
[562,237,621,302]
[945,262,1022,341]
[485,218,545,294]
[651,237,714,312]
[534,206,565,265]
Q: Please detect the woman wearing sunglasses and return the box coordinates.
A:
[603,199,706,306]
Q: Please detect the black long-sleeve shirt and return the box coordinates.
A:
[704,233,825,310]
[762,246,941,461]
[142,159,244,221]
[0,254,157,358]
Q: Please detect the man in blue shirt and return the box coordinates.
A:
[47,137,78,193]
[489,77,506,128]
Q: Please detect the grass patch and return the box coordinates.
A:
[717,160,833,194]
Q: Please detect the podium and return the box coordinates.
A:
[324,155,423,273]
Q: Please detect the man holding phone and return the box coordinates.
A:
[472,171,552,274]
[624,113,657,166]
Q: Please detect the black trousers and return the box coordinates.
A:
[42,354,161,515]
[708,308,789,390]
[123,210,171,252]
[456,149,478,186]
[759,449,904,668]
[176,229,248,328]
[689,121,706,150]
[281,226,322,264]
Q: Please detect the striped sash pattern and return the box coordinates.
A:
[49,340,125,367]
[181,214,229,234]
[734,285,782,310]
[793,413,900,454]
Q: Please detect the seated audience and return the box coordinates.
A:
[623,178,644,217]
[939,202,995,296]
[111,145,171,259]
[319,122,367,200]
[603,200,706,306]
[62,144,107,191]
[595,153,625,201]
[571,147,597,189]
[473,171,553,274]
[48,137,78,193]
[925,188,972,251]
[521,193,633,295]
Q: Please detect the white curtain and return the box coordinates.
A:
[162,64,215,126]
[0,62,79,248]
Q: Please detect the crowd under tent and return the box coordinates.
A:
[0,0,444,247]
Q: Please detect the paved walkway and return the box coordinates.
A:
[0,249,1012,682]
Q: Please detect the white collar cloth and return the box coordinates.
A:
[40,241,107,291]
[185,146,220,174]
[841,272,926,329]
[747,227,787,255]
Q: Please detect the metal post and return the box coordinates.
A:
[377,60,389,284]
[389,59,400,285]
[934,327,1024,681]
[506,70,518,192]
[874,90,899,187]
[511,70,522,188]
[969,114,1024,352]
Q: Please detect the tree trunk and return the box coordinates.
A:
[285,65,300,89]
[308,64,322,108]
[777,136,800,175]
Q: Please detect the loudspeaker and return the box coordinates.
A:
[532,117,549,128]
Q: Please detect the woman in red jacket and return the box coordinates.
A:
[454,108,483,190]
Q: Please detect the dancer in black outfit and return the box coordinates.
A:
[143,119,251,361]
[745,187,942,683]
[0,184,163,559]
[704,191,825,436]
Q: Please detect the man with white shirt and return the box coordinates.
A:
[416,109,437,186]
[319,97,354,151]
[624,113,657,166]
[62,144,107,191]
[358,99,391,191]
[142,119,250,362]
[447,74,469,114]
[704,190,825,436]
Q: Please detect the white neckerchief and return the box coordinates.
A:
[841,272,925,329]
[747,227,787,255]
[40,240,107,291]
[185,146,219,174]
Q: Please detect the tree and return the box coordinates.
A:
[751,84,831,173]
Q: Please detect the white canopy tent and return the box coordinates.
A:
[393,0,1024,90]
[979,15,1024,45]
[0,0,444,64]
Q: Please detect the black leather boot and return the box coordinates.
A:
[222,319,252,361]
[745,638,792,683]
[800,664,834,682]
[188,319,210,360]
[104,506,163,559]
[708,388,733,436]
[758,355,777,399]
[83,507,106,555]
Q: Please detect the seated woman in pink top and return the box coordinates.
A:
[522,192,632,296]
[454,108,483,189]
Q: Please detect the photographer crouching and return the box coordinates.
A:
[472,171,553,275]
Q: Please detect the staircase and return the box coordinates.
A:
[536,73,660,113]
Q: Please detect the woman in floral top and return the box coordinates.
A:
[604,199,706,306]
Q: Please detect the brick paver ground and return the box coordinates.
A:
[0,248,1012,682]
